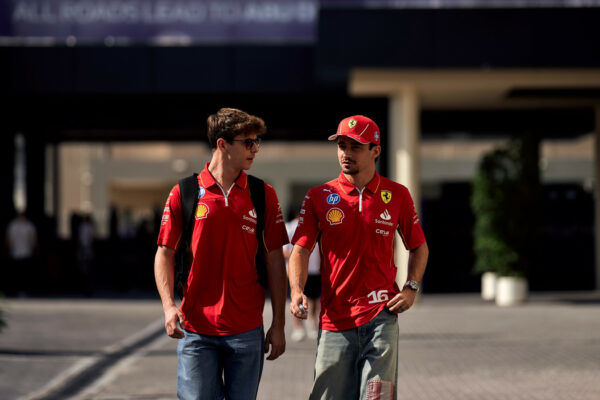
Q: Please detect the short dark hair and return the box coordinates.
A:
[369,143,381,163]
[207,108,266,149]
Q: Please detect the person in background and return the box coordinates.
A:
[284,206,321,342]
[4,211,37,296]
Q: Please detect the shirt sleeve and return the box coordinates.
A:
[292,190,319,251]
[397,188,426,251]
[157,184,183,251]
[263,184,290,252]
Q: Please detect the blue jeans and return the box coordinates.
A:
[177,326,265,400]
[310,309,398,400]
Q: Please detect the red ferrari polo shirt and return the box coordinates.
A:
[157,163,289,335]
[292,172,426,331]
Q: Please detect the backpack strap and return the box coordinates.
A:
[174,173,199,300]
[248,175,268,290]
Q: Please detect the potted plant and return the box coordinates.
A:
[471,136,539,305]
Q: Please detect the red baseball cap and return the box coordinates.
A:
[328,115,381,146]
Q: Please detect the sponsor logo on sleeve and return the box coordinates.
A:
[326,193,341,205]
[381,190,392,204]
[412,205,420,225]
[326,208,344,225]
[161,205,171,226]
[195,203,209,220]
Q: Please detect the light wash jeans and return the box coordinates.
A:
[177,326,264,400]
[310,309,398,400]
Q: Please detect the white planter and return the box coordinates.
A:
[495,276,528,307]
[481,272,497,300]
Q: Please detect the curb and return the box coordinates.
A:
[20,318,165,400]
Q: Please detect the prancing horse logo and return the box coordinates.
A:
[381,190,392,204]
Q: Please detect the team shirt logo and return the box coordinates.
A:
[327,193,341,205]
[348,119,357,129]
[243,208,257,224]
[326,208,345,225]
[379,210,391,221]
[195,203,209,219]
[198,186,206,199]
[242,225,255,234]
[161,205,170,226]
[381,190,392,204]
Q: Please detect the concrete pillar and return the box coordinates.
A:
[389,88,421,285]
[595,106,600,291]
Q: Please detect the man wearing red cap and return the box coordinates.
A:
[288,115,429,400]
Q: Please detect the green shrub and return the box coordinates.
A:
[471,137,540,277]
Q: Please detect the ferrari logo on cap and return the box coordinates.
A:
[381,190,392,204]
[348,119,357,129]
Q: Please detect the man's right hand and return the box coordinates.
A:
[289,287,308,320]
[164,305,185,339]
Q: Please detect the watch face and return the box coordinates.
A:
[406,281,419,291]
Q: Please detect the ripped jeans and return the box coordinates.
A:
[310,309,398,400]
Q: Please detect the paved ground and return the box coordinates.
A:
[1,292,599,400]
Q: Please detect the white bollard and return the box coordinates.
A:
[495,276,528,307]
[481,272,497,301]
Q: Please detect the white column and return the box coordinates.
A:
[595,106,600,291]
[389,88,421,286]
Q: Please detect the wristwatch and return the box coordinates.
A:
[404,280,420,291]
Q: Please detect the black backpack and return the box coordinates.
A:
[174,174,267,300]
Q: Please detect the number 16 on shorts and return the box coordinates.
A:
[367,290,389,304]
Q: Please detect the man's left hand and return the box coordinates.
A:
[386,289,417,314]
[264,325,286,360]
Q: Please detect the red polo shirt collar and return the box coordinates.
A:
[199,162,248,190]
[336,172,381,195]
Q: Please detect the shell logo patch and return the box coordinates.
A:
[195,203,209,219]
[348,119,357,129]
[381,190,392,204]
[326,207,344,225]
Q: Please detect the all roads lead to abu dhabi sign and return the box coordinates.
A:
[3,0,318,43]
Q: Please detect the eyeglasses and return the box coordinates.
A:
[230,138,262,149]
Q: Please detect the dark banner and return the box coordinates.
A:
[0,0,317,44]
[1,0,597,45]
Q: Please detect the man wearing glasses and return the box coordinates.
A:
[155,108,289,400]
